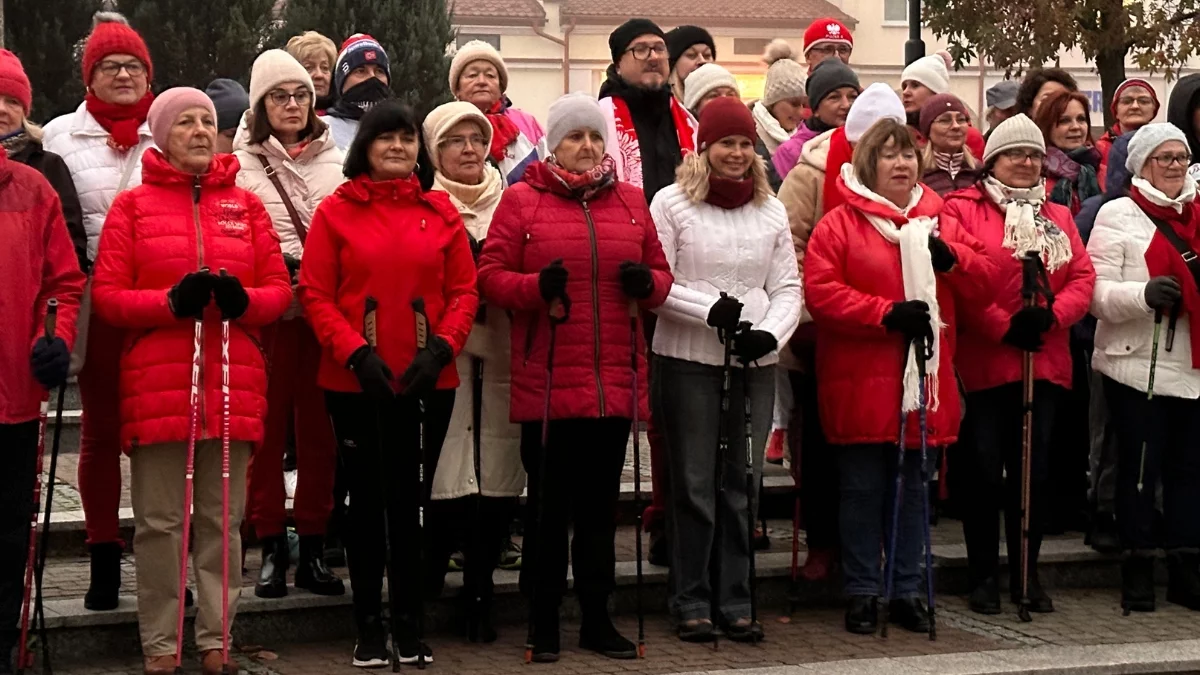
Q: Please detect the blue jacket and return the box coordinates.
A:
[1073,131,1133,343]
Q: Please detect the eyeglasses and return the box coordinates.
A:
[1001,149,1045,164]
[440,135,487,151]
[1149,153,1191,168]
[97,60,146,77]
[267,90,313,107]
[625,43,668,61]
[810,44,852,57]
[1118,97,1155,107]
[933,114,969,128]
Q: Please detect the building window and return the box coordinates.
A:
[734,38,770,56]
[885,0,907,22]
[457,33,500,50]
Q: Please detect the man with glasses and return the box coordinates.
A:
[598,18,698,205]
[41,9,157,615]
[802,18,853,74]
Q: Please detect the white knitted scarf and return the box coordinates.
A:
[981,176,1072,273]
[841,164,940,413]
[752,100,792,154]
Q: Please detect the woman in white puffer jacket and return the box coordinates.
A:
[1088,122,1200,614]
[649,97,801,642]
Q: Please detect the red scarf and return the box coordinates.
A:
[1131,185,1200,367]
[485,100,521,164]
[706,175,755,209]
[610,95,697,187]
[821,127,854,218]
[85,91,153,152]
[545,155,617,202]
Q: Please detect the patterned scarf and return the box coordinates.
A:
[933,152,964,180]
[485,99,522,164]
[0,130,31,157]
[1044,145,1101,213]
[85,90,153,152]
[545,154,617,202]
[981,175,1073,273]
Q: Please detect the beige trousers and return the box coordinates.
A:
[130,439,250,656]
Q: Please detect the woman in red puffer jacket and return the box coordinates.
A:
[477,92,672,663]
[90,88,291,674]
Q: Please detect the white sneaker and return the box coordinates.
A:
[284,469,298,500]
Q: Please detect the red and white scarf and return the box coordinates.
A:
[605,95,697,188]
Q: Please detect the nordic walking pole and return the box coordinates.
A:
[738,323,761,644]
[627,301,646,657]
[363,297,401,670]
[176,295,205,674]
[785,446,801,620]
[411,298,430,670]
[218,272,235,674]
[1138,310,1163,497]
[524,297,566,664]
[712,296,735,653]
[32,337,67,675]
[470,353,485,639]
[17,299,56,675]
[915,337,936,641]
[880,339,913,639]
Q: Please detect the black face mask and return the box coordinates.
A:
[328,78,392,120]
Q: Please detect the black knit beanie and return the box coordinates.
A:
[666,25,716,73]
[609,18,666,64]
[806,57,860,109]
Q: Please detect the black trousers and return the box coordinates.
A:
[957,381,1062,588]
[434,494,515,604]
[1047,338,1091,530]
[1105,377,1200,552]
[324,390,455,629]
[0,421,39,657]
[791,370,838,550]
[519,417,631,610]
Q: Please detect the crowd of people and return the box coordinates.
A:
[4,7,1200,675]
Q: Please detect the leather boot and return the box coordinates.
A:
[294,535,344,595]
[844,595,877,634]
[255,535,289,599]
[530,603,560,662]
[201,649,237,674]
[142,655,175,675]
[578,594,636,659]
[84,542,122,611]
[1167,549,1200,610]
[1122,551,1156,613]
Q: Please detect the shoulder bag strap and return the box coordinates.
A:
[256,154,308,245]
[1147,213,1200,290]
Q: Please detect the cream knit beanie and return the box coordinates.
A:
[249,49,314,112]
[761,39,806,107]
[449,40,509,95]
[422,101,493,173]
[845,82,906,143]
[683,63,739,113]
[900,53,951,94]
[982,113,1045,164]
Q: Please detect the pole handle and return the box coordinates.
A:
[364,297,379,348]
[43,298,58,341]
[412,298,428,349]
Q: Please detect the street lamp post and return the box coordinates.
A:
[905,0,925,66]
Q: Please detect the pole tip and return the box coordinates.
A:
[638,643,645,658]
[524,648,534,663]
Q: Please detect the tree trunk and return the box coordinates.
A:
[1095,45,1127,129]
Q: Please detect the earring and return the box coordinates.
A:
[415,161,421,172]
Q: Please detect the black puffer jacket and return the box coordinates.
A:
[1167,73,1200,163]
[6,136,87,272]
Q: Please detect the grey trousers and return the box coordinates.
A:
[653,355,773,623]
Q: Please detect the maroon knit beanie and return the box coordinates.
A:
[919,93,969,138]
[697,96,756,151]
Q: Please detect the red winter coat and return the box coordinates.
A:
[299,174,478,392]
[477,161,672,423]
[803,179,996,448]
[941,185,1096,392]
[0,151,86,424]
[91,150,292,451]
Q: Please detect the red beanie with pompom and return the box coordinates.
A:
[0,50,31,114]
[83,12,153,86]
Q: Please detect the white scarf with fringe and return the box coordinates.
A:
[981,176,1072,272]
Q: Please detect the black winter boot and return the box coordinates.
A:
[295,535,344,596]
[1010,571,1054,613]
[888,598,930,633]
[968,576,1001,615]
[844,595,877,634]
[1166,549,1200,610]
[84,541,121,611]
[529,604,560,663]
[578,594,636,659]
[461,589,497,644]
[255,535,289,599]
[1122,552,1156,613]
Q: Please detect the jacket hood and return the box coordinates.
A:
[1168,73,1200,161]
[336,173,462,225]
[799,128,836,171]
[140,148,240,188]
[231,109,335,162]
[837,162,943,221]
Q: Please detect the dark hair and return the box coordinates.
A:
[851,119,918,190]
[248,98,320,147]
[1033,90,1093,149]
[343,100,435,189]
[1016,68,1079,116]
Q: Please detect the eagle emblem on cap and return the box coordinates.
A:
[827,23,841,36]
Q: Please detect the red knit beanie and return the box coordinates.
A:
[83,12,153,86]
[697,96,756,151]
[0,50,31,114]
[1110,78,1159,121]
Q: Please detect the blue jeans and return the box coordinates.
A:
[838,443,932,599]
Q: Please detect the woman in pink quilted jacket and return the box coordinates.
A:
[91,88,291,675]
[478,93,672,663]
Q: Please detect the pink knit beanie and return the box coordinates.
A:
[148,87,217,151]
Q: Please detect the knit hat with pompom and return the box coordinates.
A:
[83,11,152,85]
[761,39,807,108]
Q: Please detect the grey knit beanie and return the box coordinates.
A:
[806,57,859,109]
[546,93,609,153]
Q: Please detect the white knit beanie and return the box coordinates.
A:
[422,101,493,173]
[546,92,609,154]
[845,82,906,143]
[901,53,951,94]
[449,40,509,95]
[1127,122,1190,178]
[982,113,1045,164]
[249,49,314,112]
[683,63,739,112]
[761,39,806,108]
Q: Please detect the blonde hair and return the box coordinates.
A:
[22,118,44,143]
[675,148,773,206]
[920,141,977,173]
[286,31,337,71]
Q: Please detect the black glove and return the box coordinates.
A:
[282,253,301,283]
[347,346,396,399]
[30,337,70,390]
[538,259,569,304]
[212,269,250,320]
[707,294,744,332]
[619,260,654,300]
[732,328,777,362]
[1145,276,1182,311]
[168,270,214,319]
[882,300,934,343]
[1003,306,1056,352]
[928,235,956,273]
[398,335,454,397]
